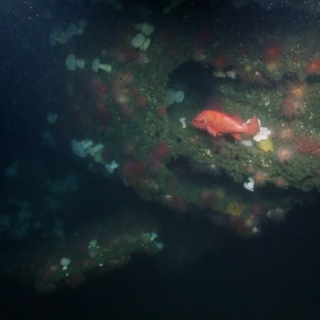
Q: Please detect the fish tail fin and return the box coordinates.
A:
[245,115,260,136]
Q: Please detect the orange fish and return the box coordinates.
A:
[192,110,260,140]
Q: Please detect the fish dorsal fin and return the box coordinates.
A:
[207,102,224,112]
[229,115,244,125]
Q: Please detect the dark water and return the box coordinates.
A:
[2,199,320,319]
[1,0,320,319]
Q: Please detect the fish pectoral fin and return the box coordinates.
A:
[207,126,219,137]
[232,133,242,140]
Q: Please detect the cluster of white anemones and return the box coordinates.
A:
[71,139,119,174]
[50,19,87,47]
[242,119,272,192]
[241,118,272,147]
[131,22,154,51]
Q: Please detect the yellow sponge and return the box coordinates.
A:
[256,137,273,152]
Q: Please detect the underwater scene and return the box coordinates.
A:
[1,0,320,318]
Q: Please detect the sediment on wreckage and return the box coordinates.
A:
[62,12,320,236]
